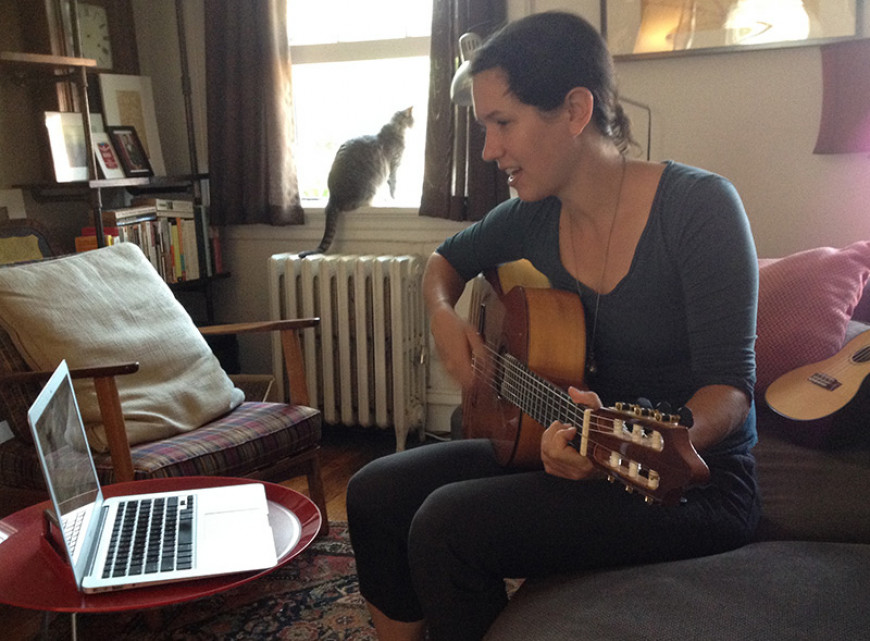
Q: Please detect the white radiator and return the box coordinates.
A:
[268,253,428,450]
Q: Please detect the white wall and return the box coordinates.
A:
[135,0,870,434]
[617,45,870,258]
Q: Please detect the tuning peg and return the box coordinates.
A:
[655,401,672,413]
[677,406,694,427]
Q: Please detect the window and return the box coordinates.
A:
[288,0,432,207]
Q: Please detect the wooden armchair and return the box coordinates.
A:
[0,244,328,532]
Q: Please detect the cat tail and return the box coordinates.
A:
[298,201,340,258]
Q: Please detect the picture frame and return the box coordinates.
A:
[602,0,864,60]
[99,74,166,175]
[91,132,126,180]
[106,126,153,177]
[44,112,89,183]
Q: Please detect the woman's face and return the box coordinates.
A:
[472,68,575,202]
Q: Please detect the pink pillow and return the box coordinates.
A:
[755,241,870,395]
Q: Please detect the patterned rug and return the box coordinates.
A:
[48,521,377,640]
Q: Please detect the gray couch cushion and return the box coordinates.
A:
[754,427,870,543]
[485,541,870,641]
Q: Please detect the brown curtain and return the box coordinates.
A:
[204,0,304,225]
[420,0,509,221]
[814,38,870,154]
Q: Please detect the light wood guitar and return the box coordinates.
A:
[462,268,710,506]
[765,329,870,421]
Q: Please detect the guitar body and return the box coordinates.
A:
[462,276,586,468]
[765,329,870,421]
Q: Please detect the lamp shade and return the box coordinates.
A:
[450,32,482,106]
[814,38,870,154]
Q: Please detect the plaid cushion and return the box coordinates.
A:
[95,402,321,483]
[0,325,38,443]
[0,437,47,489]
[0,402,321,489]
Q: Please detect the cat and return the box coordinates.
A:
[299,107,414,257]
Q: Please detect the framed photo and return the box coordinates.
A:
[602,0,864,60]
[106,126,153,177]
[91,132,126,179]
[44,112,88,183]
[99,74,166,175]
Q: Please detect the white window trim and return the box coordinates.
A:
[290,36,431,64]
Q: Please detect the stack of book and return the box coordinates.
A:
[75,198,220,282]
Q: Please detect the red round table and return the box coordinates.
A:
[0,477,322,614]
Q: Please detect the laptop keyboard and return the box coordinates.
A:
[102,495,196,578]
[62,510,87,556]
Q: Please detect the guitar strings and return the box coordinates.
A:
[469,344,638,444]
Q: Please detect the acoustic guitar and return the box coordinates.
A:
[461,267,710,506]
[765,328,870,421]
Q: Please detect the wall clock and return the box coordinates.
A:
[76,2,113,70]
[44,0,139,74]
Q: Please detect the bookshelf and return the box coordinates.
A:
[1,1,221,295]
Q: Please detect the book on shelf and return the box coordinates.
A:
[76,226,119,252]
[79,206,219,282]
[102,205,158,226]
[130,197,195,214]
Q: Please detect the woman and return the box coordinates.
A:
[347,11,760,641]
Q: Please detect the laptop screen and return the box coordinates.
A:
[27,361,103,578]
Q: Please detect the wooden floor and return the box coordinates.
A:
[0,424,406,640]
[282,423,400,520]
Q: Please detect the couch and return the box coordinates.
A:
[485,241,870,640]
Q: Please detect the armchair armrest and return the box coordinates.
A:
[199,318,320,406]
[0,362,140,484]
[0,362,140,385]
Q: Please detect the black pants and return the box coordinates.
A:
[347,439,760,641]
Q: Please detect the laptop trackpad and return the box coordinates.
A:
[198,509,278,570]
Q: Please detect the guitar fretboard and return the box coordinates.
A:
[498,353,588,431]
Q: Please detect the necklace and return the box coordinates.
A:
[568,156,627,377]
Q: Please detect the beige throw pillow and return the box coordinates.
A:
[0,243,244,451]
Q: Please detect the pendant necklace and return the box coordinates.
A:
[568,156,627,377]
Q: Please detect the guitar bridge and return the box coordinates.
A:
[808,372,841,391]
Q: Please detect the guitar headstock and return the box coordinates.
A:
[571,402,710,506]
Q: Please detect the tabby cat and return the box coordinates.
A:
[299,106,414,257]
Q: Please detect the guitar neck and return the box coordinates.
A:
[499,352,585,429]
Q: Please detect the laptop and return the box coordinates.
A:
[27,360,281,593]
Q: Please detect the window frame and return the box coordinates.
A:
[288,11,432,212]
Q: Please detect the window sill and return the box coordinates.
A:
[223,207,470,247]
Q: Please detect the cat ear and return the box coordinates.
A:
[564,87,594,136]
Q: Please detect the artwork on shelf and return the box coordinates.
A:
[44,111,88,183]
[91,132,126,179]
[99,74,166,175]
[603,0,863,59]
[106,126,153,177]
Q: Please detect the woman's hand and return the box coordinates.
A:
[429,305,486,389]
[423,252,486,390]
[540,387,603,480]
